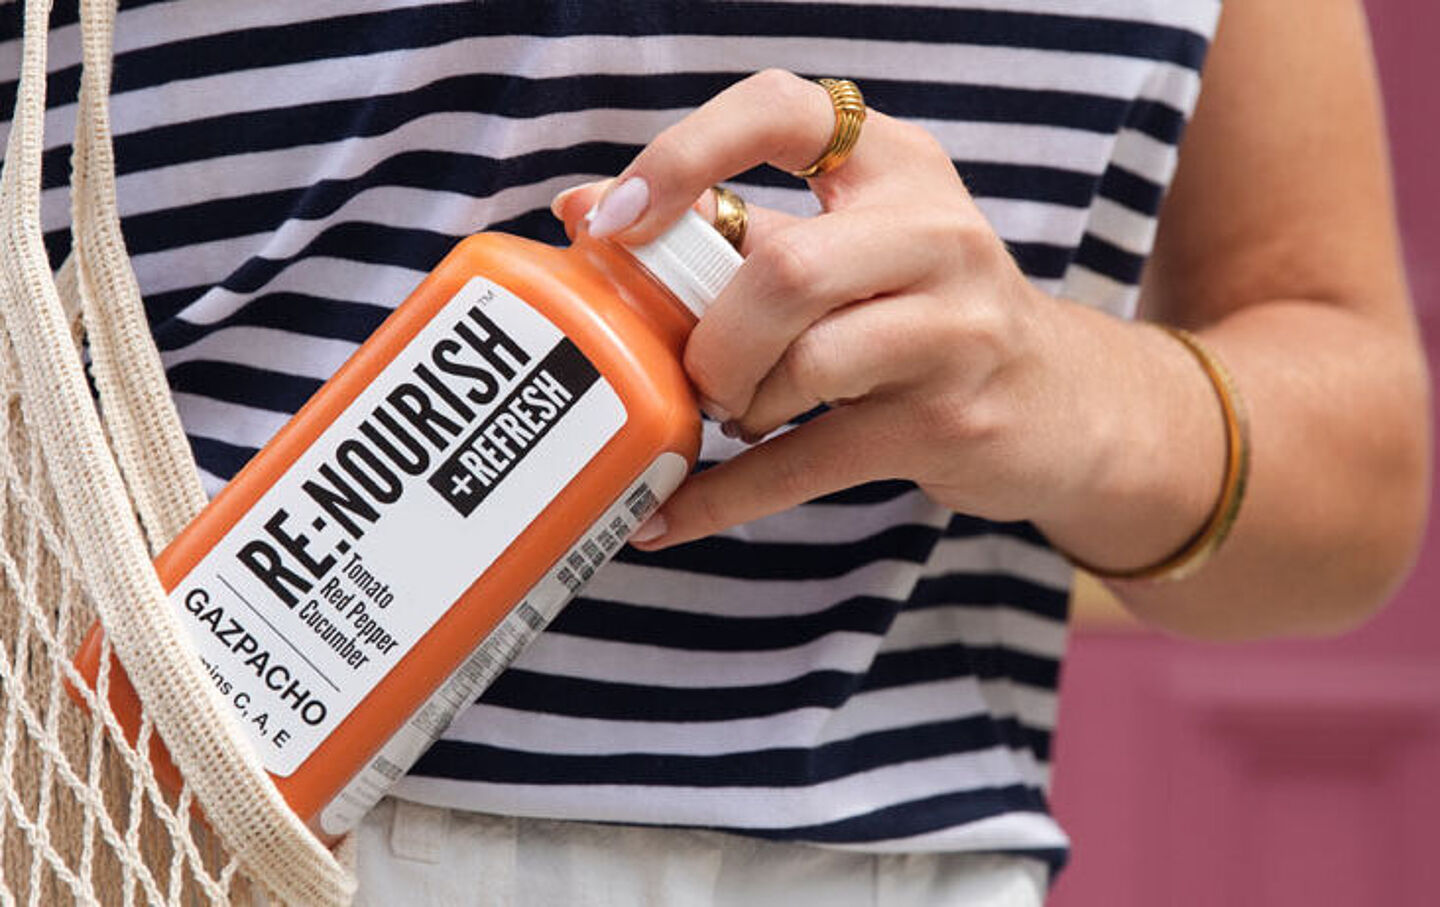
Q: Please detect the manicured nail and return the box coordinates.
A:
[550,180,608,220]
[630,513,667,545]
[586,177,649,238]
[549,186,582,220]
[699,398,731,423]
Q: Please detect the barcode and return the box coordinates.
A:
[625,484,659,521]
[463,647,497,675]
[581,539,604,567]
[596,528,619,554]
[566,550,594,581]
[516,602,545,631]
[555,566,581,592]
[372,756,403,782]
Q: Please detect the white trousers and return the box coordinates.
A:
[352,798,1049,906]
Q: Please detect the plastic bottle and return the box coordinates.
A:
[74,211,742,840]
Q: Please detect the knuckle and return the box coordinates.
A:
[750,68,802,96]
[889,117,932,149]
[884,117,944,161]
[957,297,1018,358]
[902,119,958,169]
[751,68,818,118]
[755,229,821,299]
[938,216,993,261]
[681,337,728,404]
[916,392,999,449]
[782,331,834,406]
[750,69,836,162]
[921,214,1010,289]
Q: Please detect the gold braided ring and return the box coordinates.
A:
[790,78,867,179]
[711,185,748,252]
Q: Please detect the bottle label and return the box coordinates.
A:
[167,276,627,776]
[317,451,689,836]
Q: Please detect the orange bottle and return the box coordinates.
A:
[74,211,742,839]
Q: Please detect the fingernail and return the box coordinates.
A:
[699,398,731,423]
[720,420,741,439]
[587,177,649,238]
[550,186,582,220]
[550,179,608,220]
[630,513,667,544]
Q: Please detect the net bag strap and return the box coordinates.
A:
[70,0,208,549]
[0,1,355,903]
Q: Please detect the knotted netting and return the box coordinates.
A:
[0,1,355,903]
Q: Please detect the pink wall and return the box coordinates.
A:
[1370,0,1440,628]
[1048,2,1440,904]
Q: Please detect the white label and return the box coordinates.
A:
[318,452,689,836]
[170,277,626,776]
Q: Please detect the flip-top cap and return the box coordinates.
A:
[624,210,743,319]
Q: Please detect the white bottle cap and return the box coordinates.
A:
[623,209,743,319]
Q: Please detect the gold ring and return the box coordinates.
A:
[711,185,748,252]
[790,78,867,179]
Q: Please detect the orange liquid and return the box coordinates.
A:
[73,229,704,840]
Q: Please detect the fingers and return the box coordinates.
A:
[551,179,612,235]
[630,403,896,550]
[551,180,799,255]
[732,294,934,441]
[685,206,949,421]
[587,70,905,243]
[689,186,804,256]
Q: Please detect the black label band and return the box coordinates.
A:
[428,339,601,516]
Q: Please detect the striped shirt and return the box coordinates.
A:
[1,0,1220,870]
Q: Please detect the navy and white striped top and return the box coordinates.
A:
[1,0,1220,870]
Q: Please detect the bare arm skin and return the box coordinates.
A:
[1083,0,1431,638]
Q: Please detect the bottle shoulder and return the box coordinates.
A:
[439,233,700,447]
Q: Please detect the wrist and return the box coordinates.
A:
[1034,306,1227,576]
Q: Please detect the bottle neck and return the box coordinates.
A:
[569,232,698,357]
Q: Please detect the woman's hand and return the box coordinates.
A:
[552,69,1221,568]
[553,0,1430,644]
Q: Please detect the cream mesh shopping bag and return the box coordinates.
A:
[0,1,356,903]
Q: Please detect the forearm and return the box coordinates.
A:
[1040,296,1430,641]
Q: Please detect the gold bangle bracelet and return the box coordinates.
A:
[1061,325,1251,583]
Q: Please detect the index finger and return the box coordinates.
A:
[630,402,896,550]
[590,69,896,243]
[552,179,802,254]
